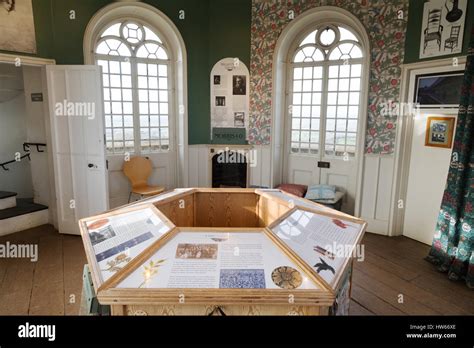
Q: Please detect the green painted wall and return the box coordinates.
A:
[1,0,251,144]
[405,0,473,63]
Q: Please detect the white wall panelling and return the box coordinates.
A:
[359,154,394,235]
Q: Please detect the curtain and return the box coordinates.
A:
[426,27,474,289]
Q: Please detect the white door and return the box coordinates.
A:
[284,25,365,214]
[403,112,456,245]
[401,64,462,244]
[46,65,109,235]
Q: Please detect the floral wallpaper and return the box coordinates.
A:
[249,0,409,154]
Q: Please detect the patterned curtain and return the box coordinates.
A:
[426,28,474,289]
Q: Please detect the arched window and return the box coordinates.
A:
[289,24,363,157]
[94,21,171,154]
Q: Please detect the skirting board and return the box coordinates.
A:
[0,209,49,237]
[363,218,390,235]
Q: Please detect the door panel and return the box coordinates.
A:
[46,65,108,235]
[320,156,357,212]
[287,155,320,186]
[403,112,455,245]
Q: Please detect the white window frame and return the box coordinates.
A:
[286,23,365,160]
[94,20,173,155]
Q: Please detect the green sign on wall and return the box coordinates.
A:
[211,128,247,145]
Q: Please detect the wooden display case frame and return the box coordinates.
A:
[79,188,367,316]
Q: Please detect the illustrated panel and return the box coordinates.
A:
[83,206,173,284]
[270,209,365,287]
[117,230,319,290]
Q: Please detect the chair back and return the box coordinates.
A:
[123,157,153,189]
[450,25,461,39]
[427,9,442,33]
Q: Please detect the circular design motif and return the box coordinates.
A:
[462,222,471,232]
[271,266,303,289]
[319,27,336,46]
[121,22,145,45]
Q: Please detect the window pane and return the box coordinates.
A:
[312,80,322,92]
[351,64,362,77]
[303,67,313,79]
[294,68,303,80]
[350,78,361,90]
[338,92,349,105]
[328,79,338,91]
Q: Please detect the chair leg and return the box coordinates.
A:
[128,192,133,203]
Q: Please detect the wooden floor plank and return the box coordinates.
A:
[361,250,420,281]
[350,284,404,315]
[353,269,439,315]
[63,235,87,315]
[29,233,64,315]
[353,259,470,315]
[410,274,474,313]
[0,259,35,315]
[349,299,374,315]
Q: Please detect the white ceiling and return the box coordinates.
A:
[0,63,24,103]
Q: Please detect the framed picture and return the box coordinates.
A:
[425,116,455,148]
[414,71,464,108]
[215,96,226,106]
[419,0,467,59]
[234,112,245,127]
[0,0,37,53]
[213,75,221,85]
[232,75,246,95]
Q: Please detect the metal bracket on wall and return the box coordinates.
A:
[23,142,46,153]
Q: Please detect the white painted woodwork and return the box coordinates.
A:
[46,65,109,235]
[0,209,49,237]
[359,155,394,235]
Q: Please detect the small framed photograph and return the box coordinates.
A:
[425,116,455,148]
[215,96,226,106]
[233,75,246,95]
[234,112,245,127]
[414,71,464,108]
[213,75,221,85]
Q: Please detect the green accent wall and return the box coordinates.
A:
[1,0,251,144]
[405,0,473,63]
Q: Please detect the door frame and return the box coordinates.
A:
[389,56,466,237]
[0,53,58,228]
[270,6,370,217]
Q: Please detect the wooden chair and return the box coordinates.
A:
[444,25,461,52]
[423,9,443,53]
[123,157,165,203]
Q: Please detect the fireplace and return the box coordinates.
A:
[211,148,249,188]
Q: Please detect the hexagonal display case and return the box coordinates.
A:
[79,188,367,316]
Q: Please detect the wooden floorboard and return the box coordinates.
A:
[0,225,472,315]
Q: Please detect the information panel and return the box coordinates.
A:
[118,231,318,290]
